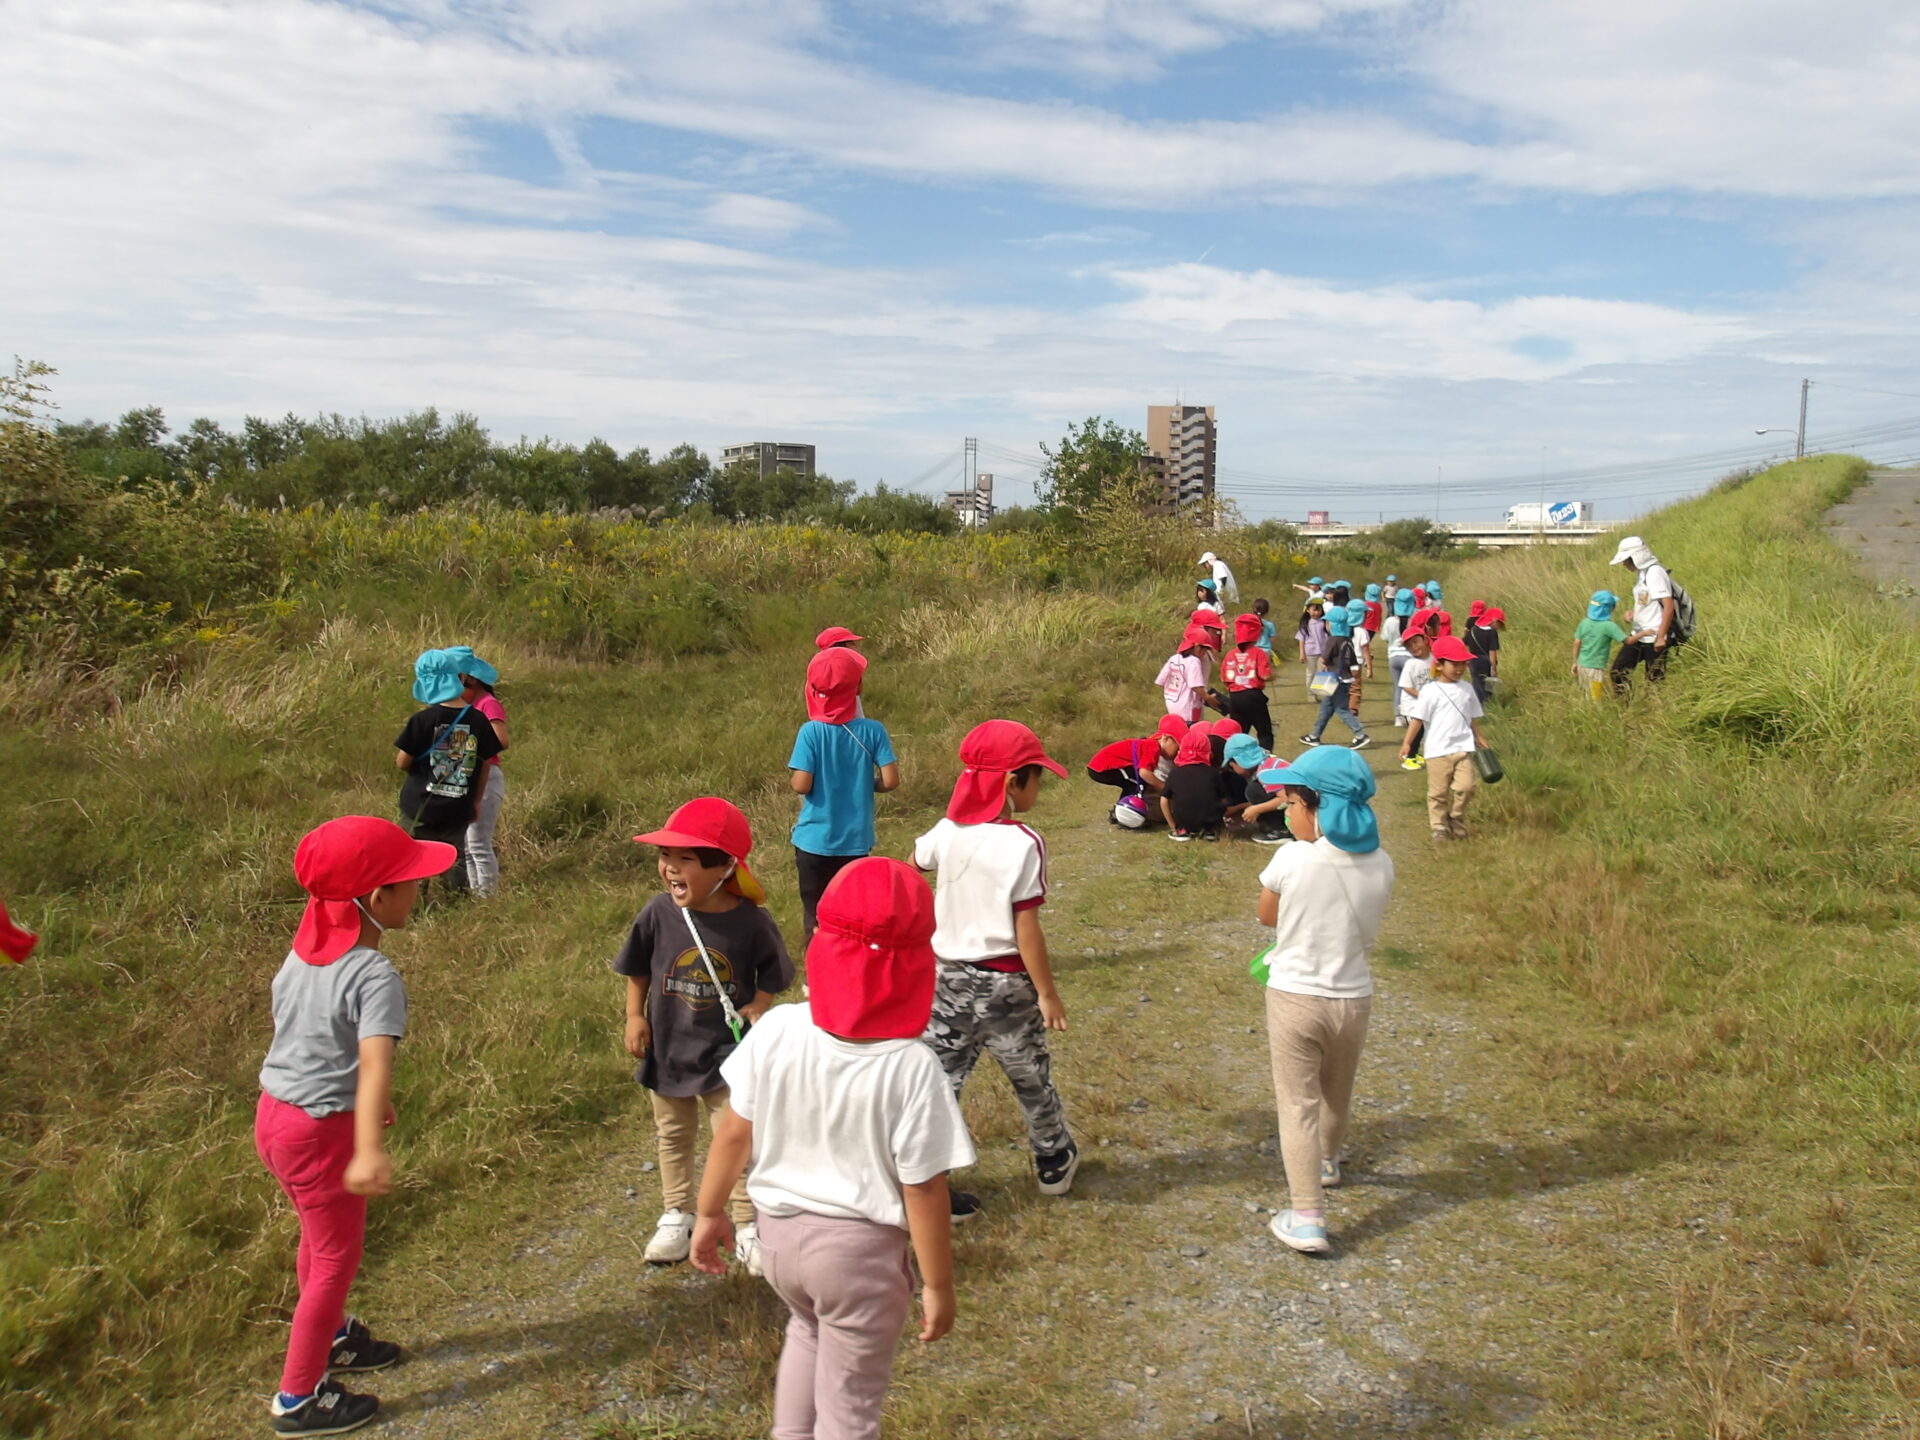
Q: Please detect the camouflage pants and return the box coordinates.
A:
[922,963,1071,1156]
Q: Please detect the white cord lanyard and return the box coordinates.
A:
[678,902,746,1043]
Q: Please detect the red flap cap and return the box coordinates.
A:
[292,816,456,966]
[806,858,937,1039]
[815,626,863,649]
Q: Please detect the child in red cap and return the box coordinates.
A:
[789,647,900,938]
[614,798,795,1270]
[1399,637,1487,841]
[256,816,456,1436]
[1084,713,1185,828]
[690,858,974,1440]
[1221,612,1276,749]
[1156,626,1213,724]
[914,720,1076,1214]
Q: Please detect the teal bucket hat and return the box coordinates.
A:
[412,647,471,704]
[1282,745,1380,854]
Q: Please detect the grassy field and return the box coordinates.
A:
[4,454,1918,1438]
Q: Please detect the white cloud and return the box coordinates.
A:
[1102,263,1755,381]
[700,193,833,237]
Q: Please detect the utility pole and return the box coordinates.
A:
[963,437,979,530]
[1796,379,1808,460]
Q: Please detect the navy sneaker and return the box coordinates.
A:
[271,1378,380,1436]
[327,1317,401,1374]
[950,1190,983,1223]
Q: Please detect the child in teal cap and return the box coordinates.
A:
[393,648,504,893]
[1571,591,1627,700]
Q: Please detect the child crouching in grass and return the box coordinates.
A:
[614,799,794,1272]
[1254,748,1394,1257]
[256,817,456,1436]
[693,858,973,1440]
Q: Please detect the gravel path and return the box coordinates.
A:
[312,681,1675,1440]
[1827,466,1920,614]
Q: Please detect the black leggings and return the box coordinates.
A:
[1225,689,1273,749]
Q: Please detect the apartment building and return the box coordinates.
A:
[719,441,817,478]
[1144,404,1216,515]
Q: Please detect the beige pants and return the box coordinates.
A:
[1425,749,1476,836]
[650,1087,754,1224]
[1575,665,1608,701]
[1265,989,1372,1213]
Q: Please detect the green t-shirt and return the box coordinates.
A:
[1574,617,1628,669]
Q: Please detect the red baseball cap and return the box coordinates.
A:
[1430,636,1472,663]
[815,626,863,649]
[634,797,767,904]
[0,898,37,964]
[292,816,457,966]
[946,719,1068,823]
[806,858,937,1040]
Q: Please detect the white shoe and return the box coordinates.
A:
[644,1209,693,1264]
[734,1221,764,1277]
[1320,1156,1342,1188]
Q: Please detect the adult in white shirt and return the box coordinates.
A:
[1253,746,1394,1257]
[1198,551,1239,603]
[1606,535,1675,692]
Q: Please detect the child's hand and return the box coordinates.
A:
[624,1015,651,1059]
[918,1280,956,1342]
[343,1149,392,1197]
[1037,988,1068,1033]
[741,992,774,1025]
[690,1214,733,1275]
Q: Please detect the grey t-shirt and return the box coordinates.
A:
[258,946,408,1118]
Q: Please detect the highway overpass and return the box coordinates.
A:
[1296,523,1607,550]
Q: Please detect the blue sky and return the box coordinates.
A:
[5,0,1920,520]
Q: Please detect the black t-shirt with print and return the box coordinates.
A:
[611,893,796,1097]
[1166,764,1226,833]
[396,704,503,829]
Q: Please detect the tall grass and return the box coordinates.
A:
[1423,455,1920,1434]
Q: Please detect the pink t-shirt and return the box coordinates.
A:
[474,693,507,765]
[1155,653,1206,721]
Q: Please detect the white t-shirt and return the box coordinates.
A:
[912,818,1047,962]
[1406,679,1482,757]
[1398,655,1431,696]
[722,1004,976,1230]
[1155,652,1206,718]
[1382,615,1406,661]
[1632,562,1674,636]
[1257,838,1395,999]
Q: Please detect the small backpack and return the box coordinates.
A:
[1668,578,1699,646]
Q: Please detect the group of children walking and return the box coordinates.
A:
[256,626,1078,1437]
[256,541,1687,1436]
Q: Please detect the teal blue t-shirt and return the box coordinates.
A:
[1258,617,1277,654]
[788,719,897,857]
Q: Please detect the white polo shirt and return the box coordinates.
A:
[912,817,1046,963]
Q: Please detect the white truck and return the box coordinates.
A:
[1506,501,1593,528]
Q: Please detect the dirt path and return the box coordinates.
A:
[268,677,1677,1440]
[1827,467,1920,614]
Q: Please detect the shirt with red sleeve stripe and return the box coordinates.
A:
[911,817,1047,972]
[1088,737,1156,774]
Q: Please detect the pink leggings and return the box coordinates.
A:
[255,1093,367,1396]
[758,1210,913,1440]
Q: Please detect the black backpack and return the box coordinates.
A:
[1668,577,1699,645]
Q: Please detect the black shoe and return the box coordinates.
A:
[272,1378,380,1436]
[1299,734,1321,746]
[1252,828,1288,845]
[950,1190,983,1223]
[327,1317,401,1373]
[1200,828,1219,843]
[1036,1143,1080,1196]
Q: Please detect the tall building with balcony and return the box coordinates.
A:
[720,441,817,478]
[1144,404,1216,516]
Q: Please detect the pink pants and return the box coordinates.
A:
[255,1092,366,1396]
[758,1210,913,1440]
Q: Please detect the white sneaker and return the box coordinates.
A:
[644,1209,693,1264]
[734,1221,764,1277]
[1320,1156,1342,1188]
